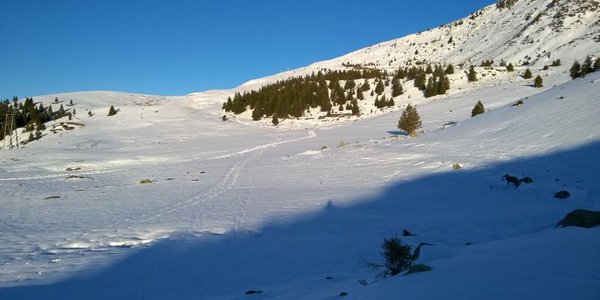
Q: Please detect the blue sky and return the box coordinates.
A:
[0,0,494,98]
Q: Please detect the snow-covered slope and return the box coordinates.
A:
[206,0,599,129]
[237,0,600,93]
[1,73,599,300]
[1,1,599,299]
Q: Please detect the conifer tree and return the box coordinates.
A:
[581,56,593,77]
[570,61,581,79]
[344,79,356,90]
[523,68,533,79]
[357,87,365,100]
[391,78,404,97]
[272,114,279,126]
[471,101,485,117]
[534,75,543,88]
[441,76,450,93]
[351,99,360,115]
[375,80,385,95]
[594,57,600,71]
[251,107,263,121]
[468,65,478,82]
[398,104,422,136]
[425,78,437,98]
[414,72,427,90]
[445,64,455,74]
[362,81,371,92]
[506,63,515,72]
[425,64,433,74]
[107,105,117,116]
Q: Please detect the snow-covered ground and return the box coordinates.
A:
[1,68,599,299]
[1,1,599,299]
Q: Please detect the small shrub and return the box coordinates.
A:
[452,163,462,170]
[502,174,533,188]
[512,100,524,106]
[139,179,154,184]
[554,190,570,199]
[108,105,117,116]
[380,237,412,276]
[471,101,485,117]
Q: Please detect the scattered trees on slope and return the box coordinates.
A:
[570,56,599,79]
[222,64,456,122]
[0,96,67,142]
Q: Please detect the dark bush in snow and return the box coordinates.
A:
[554,190,571,199]
[557,209,600,228]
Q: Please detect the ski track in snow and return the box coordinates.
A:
[4,129,317,284]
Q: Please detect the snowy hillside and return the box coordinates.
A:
[1,0,600,299]
[217,0,599,129]
[238,0,600,92]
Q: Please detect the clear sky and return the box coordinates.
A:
[0,0,495,98]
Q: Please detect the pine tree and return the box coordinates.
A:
[344,79,356,90]
[594,57,600,71]
[425,64,433,74]
[425,77,437,98]
[445,64,455,75]
[414,72,427,90]
[581,56,593,77]
[391,78,404,97]
[471,101,485,117]
[468,65,478,82]
[272,114,279,126]
[506,63,515,72]
[362,81,371,92]
[251,107,263,121]
[357,87,365,100]
[35,120,46,131]
[375,80,385,95]
[398,104,422,136]
[523,68,533,79]
[534,75,543,88]
[570,61,581,79]
[351,99,360,115]
[107,105,117,116]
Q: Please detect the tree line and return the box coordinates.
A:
[223,64,453,122]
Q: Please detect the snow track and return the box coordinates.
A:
[0,129,318,285]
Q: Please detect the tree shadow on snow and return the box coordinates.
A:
[2,141,600,300]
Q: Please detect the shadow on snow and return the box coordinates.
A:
[2,142,600,299]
